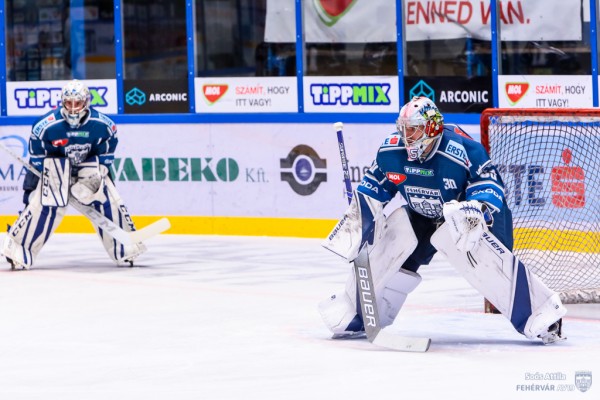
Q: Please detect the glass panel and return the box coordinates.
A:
[5,0,115,81]
[122,0,187,79]
[196,0,295,77]
[403,2,493,113]
[500,5,590,75]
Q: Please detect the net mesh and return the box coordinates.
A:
[483,111,600,303]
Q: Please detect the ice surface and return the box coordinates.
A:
[0,233,597,399]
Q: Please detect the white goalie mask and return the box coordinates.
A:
[396,96,444,162]
[61,80,91,128]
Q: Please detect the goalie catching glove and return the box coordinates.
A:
[70,156,108,205]
[442,200,492,252]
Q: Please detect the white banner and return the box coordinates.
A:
[6,79,118,116]
[0,122,480,219]
[303,76,399,113]
[195,77,298,113]
[405,0,582,41]
[265,0,582,43]
[498,75,592,108]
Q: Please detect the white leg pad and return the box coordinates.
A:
[379,269,422,326]
[432,222,567,339]
[87,179,146,264]
[2,185,66,269]
[320,207,419,334]
[524,292,567,339]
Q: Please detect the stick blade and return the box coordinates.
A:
[371,330,431,352]
[129,218,171,243]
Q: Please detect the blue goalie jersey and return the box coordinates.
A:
[357,124,506,220]
[28,107,118,172]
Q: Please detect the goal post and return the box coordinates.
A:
[480,108,600,305]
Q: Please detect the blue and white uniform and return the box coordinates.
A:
[356,124,513,272]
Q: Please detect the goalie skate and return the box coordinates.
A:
[538,319,566,345]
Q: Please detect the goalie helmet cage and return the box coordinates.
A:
[480,108,600,307]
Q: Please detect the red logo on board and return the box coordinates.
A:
[203,85,228,104]
[505,83,529,105]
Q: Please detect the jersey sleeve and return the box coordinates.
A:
[356,159,397,205]
[28,119,50,172]
[464,142,505,212]
[95,113,118,168]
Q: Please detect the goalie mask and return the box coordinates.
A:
[396,96,444,162]
[61,80,91,128]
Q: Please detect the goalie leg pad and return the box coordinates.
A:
[431,222,567,341]
[379,269,422,326]
[322,190,383,261]
[87,179,147,264]
[40,157,71,207]
[2,184,66,269]
[320,207,419,334]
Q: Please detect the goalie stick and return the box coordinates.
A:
[333,122,431,352]
[0,141,170,245]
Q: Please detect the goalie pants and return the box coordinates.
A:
[3,175,145,268]
[401,204,513,273]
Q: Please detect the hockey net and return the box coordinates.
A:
[481,109,600,304]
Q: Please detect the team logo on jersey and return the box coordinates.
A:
[381,135,400,147]
[444,140,470,166]
[65,143,92,165]
[386,172,407,185]
[404,186,443,218]
[203,85,228,104]
[51,139,68,147]
[404,166,434,177]
[505,82,529,105]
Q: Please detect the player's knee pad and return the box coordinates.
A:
[1,185,66,269]
[523,293,567,339]
[379,269,422,326]
[89,179,147,264]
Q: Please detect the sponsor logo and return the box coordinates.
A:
[203,84,228,104]
[471,187,503,203]
[382,135,400,147]
[66,131,90,138]
[505,82,529,105]
[404,166,434,177]
[111,157,239,182]
[499,148,586,209]
[482,232,506,254]
[52,138,68,147]
[313,0,357,26]
[386,172,407,185]
[125,87,146,106]
[0,135,28,202]
[359,181,379,194]
[126,88,187,106]
[309,83,391,106]
[14,87,109,109]
[444,140,470,166]
[32,114,57,138]
[280,145,327,196]
[409,80,435,102]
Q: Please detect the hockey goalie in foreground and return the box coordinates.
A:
[1,80,146,270]
[321,97,566,345]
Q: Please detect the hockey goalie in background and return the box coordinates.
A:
[321,96,566,345]
[1,80,146,269]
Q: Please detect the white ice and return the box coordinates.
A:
[0,233,597,400]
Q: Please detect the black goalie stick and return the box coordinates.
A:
[333,122,431,352]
